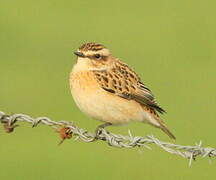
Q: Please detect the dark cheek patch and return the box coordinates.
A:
[101,56,108,61]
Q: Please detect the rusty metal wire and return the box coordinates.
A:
[0,111,215,166]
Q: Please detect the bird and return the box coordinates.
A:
[69,42,176,139]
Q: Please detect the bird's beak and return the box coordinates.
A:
[74,51,85,57]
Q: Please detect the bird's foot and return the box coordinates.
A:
[93,122,112,141]
[95,127,104,139]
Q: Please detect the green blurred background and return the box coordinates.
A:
[1,0,216,179]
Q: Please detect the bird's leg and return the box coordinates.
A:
[94,122,112,140]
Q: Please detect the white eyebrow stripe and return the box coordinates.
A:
[84,49,110,56]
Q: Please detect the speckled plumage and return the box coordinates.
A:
[92,60,165,114]
[79,42,105,51]
[70,42,175,139]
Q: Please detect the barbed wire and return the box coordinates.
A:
[0,111,215,166]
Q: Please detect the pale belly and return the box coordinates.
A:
[70,71,145,124]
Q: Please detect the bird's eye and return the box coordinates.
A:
[94,54,101,59]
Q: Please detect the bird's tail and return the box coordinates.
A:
[159,122,176,140]
[141,106,176,139]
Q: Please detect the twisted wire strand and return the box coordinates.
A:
[0,111,215,166]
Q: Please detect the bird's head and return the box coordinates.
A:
[74,42,114,70]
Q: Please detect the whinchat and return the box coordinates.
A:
[70,42,175,139]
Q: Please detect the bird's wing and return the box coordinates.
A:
[92,60,165,114]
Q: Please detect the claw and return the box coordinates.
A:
[94,122,112,140]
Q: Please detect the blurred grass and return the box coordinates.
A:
[1,0,216,179]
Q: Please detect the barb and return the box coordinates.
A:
[0,111,215,165]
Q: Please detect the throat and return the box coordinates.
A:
[72,59,91,73]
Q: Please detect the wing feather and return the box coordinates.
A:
[92,60,166,114]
